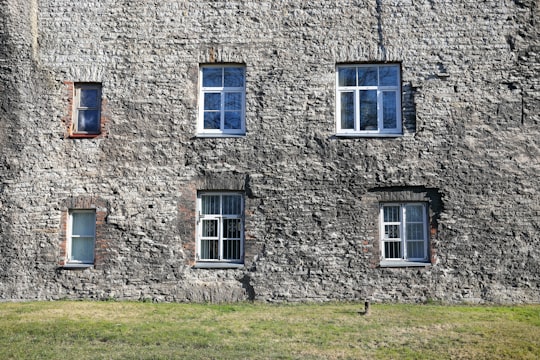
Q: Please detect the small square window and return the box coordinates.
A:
[73,83,102,135]
[198,66,246,136]
[196,193,244,265]
[380,203,429,263]
[336,64,402,136]
[67,210,96,265]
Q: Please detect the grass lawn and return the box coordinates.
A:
[0,301,538,359]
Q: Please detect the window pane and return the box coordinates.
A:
[200,239,219,260]
[202,219,218,237]
[222,195,241,215]
[406,223,424,241]
[202,68,222,87]
[380,66,399,86]
[223,239,241,260]
[359,90,377,130]
[204,93,221,111]
[224,67,244,87]
[358,67,377,86]
[80,89,99,107]
[201,195,220,214]
[224,111,241,129]
[203,112,220,129]
[223,218,241,239]
[384,241,401,259]
[407,241,425,259]
[224,92,242,110]
[383,206,400,222]
[338,67,356,86]
[71,237,94,263]
[72,212,95,236]
[406,205,424,222]
[382,92,397,129]
[340,92,355,129]
[385,224,400,239]
[78,110,100,133]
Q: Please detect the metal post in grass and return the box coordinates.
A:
[359,300,370,316]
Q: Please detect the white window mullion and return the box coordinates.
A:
[401,205,407,259]
[218,194,223,261]
[240,199,245,261]
[377,90,383,133]
[423,206,429,260]
[67,214,74,262]
[241,91,246,133]
[355,89,360,132]
[380,206,386,259]
[217,215,223,261]
[220,92,225,132]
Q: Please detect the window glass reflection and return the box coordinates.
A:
[338,67,356,86]
[359,90,377,130]
[202,68,222,87]
[224,92,242,110]
[224,112,241,129]
[224,67,244,87]
[358,67,377,86]
[379,66,398,86]
[340,92,355,129]
[80,89,99,107]
[78,110,100,132]
[203,112,220,129]
[383,92,397,129]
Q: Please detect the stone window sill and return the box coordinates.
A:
[62,263,94,269]
[193,262,244,269]
[196,133,246,138]
[69,132,101,139]
[380,261,431,268]
[335,133,404,138]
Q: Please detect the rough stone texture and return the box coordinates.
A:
[0,0,538,303]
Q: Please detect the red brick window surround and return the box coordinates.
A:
[64,81,107,138]
[59,197,108,268]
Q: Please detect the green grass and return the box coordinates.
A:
[0,301,538,359]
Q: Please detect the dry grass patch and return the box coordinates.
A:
[0,301,538,359]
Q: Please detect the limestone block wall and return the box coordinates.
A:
[0,0,538,303]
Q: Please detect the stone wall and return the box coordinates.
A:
[0,0,538,303]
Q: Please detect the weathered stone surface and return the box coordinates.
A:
[0,0,538,303]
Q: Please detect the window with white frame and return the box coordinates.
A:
[336,64,401,135]
[67,210,96,265]
[198,65,246,135]
[73,83,102,135]
[380,203,429,262]
[197,193,244,264]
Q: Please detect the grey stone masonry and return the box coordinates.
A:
[0,0,538,303]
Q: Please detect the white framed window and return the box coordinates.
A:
[73,83,102,135]
[198,65,246,136]
[196,192,244,264]
[380,203,429,263]
[67,210,96,265]
[336,64,401,136]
